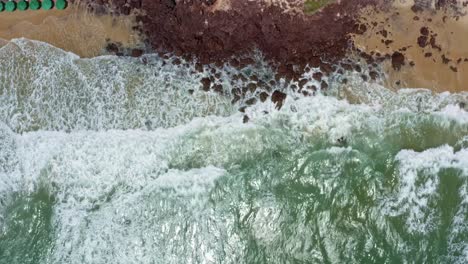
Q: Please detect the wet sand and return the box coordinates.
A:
[353,1,468,93]
[1,0,467,94]
[0,3,140,57]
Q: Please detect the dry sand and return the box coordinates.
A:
[353,0,468,92]
[0,2,140,57]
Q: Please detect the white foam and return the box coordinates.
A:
[436,104,468,123]
[0,39,235,133]
[1,38,468,263]
[383,145,468,233]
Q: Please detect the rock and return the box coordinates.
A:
[420,27,429,36]
[298,79,308,88]
[441,55,451,64]
[200,77,211,91]
[271,90,287,110]
[321,81,329,90]
[86,0,382,79]
[259,92,269,102]
[213,84,223,93]
[354,65,362,72]
[195,63,203,73]
[312,72,323,82]
[105,42,120,53]
[231,94,241,104]
[245,97,257,105]
[369,71,379,80]
[417,35,428,48]
[131,49,144,57]
[391,52,405,70]
[247,83,257,93]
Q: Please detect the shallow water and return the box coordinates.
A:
[0,39,468,263]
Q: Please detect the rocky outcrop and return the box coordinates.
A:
[80,0,382,68]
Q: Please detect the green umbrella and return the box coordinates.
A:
[17,0,29,11]
[29,0,41,10]
[5,1,17,12]
[42,0,54,10]
[56,0,68,10]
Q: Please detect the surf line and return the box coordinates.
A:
[0,0,68,12]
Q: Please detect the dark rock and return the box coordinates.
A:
[259,92,269,102]
[417,35,428,47]
[213,84,223,93]
[442,55,451,64]
[391,52,405,70]
[384,39,394,46]
[321,81,329,90]
[379,29,388,38]
[247,83,257,93]
[245,97,257,105]
[95,0,381,75]
[231,94,241,104]
[200,77,211,91]
[195,63,203,72]
[271,90,287,110]
[105,42,120,53]
[131,49,144,57]
[430,36,442,51]
[312,72,323,81]
[420,27,429,36]
[298,79,308,88]
[341,63,353,71]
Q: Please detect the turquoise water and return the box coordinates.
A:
[0,39,468,263]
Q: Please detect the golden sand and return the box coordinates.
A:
[0,3,141,57]
[353,1,468,93]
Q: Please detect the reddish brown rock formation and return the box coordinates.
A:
[80,0,383,69]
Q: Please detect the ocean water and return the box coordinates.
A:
[0,38,467,263]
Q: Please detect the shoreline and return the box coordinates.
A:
[1,0,468,93]
[0,3,140,58]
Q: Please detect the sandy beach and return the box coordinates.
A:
[353,1,468,92]
[0,2,140,57]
